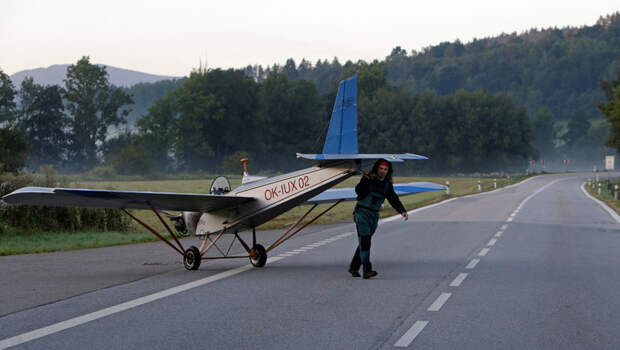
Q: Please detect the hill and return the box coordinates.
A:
[245,12,620,121]
[10,64,180,88]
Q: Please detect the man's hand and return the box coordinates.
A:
[361,171,370,179]
[401,212,408,221]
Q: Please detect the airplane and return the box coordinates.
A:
[2,76,444,271]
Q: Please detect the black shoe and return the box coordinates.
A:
[363,270,378,279]
[348,268,361,277]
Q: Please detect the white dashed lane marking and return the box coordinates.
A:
[466,258,480,269]
[450,273,468,287]
[394,321,429,347]
[501,224,508,230]
[488,238,497,246]
[478,248,490,256]
[494,231,503,237]
[428,293,451,311]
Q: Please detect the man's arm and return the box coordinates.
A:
[386,182,408,220]
[355,177,371,200]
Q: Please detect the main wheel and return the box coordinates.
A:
[249,244,267,267]
[184,246,201,270]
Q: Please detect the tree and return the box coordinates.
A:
[0,126,28,173]
[598,70,620,153]
[135,92,179,167]
[531,107,557,159]
[563,109,591,149]
[17,77,67,169]
[63,56,133,171]
[0,68,17,123]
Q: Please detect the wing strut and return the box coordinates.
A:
[121,208,185,256]
[266,199,344,253]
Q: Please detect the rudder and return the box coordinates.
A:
[322,75,358,154]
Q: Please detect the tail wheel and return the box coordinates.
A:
[184,246,201,270]
[249,244,267,267]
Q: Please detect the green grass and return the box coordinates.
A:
[0,230,157,256]
[1,175,530,255]
[585,178,620,215]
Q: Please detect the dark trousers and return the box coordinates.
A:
[349,237,372,273]
[350,208,378,273]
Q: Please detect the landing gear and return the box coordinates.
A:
[184,246,201,270]
[249,244,267,267]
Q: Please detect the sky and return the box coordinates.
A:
[1,0,619,77]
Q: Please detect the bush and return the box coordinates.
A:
[0,167,132,234]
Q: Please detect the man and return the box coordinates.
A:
[349,159,408,279]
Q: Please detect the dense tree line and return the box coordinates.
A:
[245,12,620,122]
[105,61,536,174]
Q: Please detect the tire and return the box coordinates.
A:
[249,244,267,267]
[184,246,201,270]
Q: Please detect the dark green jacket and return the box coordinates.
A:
[354,176,406,214]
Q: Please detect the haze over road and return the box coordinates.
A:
[1,172,619,349]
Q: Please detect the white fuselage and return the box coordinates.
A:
[192,161,358,235]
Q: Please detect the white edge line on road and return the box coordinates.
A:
[501,224,508,230]
[580,183,620,223]
[0,260,270,350]
[494,231,503,237]
[450,273,468,287]
[394,321,429,347]
[466,258,480,269]
[488,238,497,246]
[506,217,513,222]
[428,293,451,311]
[478,248,490,256]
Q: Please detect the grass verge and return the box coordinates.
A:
[584,178,620,215]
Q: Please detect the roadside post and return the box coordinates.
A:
[598,183,602,195]
[493,179,497,189]
[445,181,450,195]
[615,185,619,201]
[477,180,481,192]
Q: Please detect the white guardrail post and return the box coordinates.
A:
[477,180,481,192]
[445,180,450,195]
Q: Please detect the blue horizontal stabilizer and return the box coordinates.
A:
[306,181,445,204]
[296,153,429,163]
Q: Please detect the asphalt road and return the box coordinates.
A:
[1,172,619,349]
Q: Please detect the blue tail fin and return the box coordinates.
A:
[322,75,358,154]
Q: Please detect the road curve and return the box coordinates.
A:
[1,172,619,349]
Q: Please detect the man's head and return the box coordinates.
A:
[370,159,393,181]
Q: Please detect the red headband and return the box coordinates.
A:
[378,160,389,167]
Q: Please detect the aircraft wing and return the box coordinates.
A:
[306,182,445,204]
[2,187,255,212]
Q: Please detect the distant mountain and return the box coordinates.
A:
[10,64,181,88]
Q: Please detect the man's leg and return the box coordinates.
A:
[361,214,379,279]
[349,247,361,277]
[359,234,373,274]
